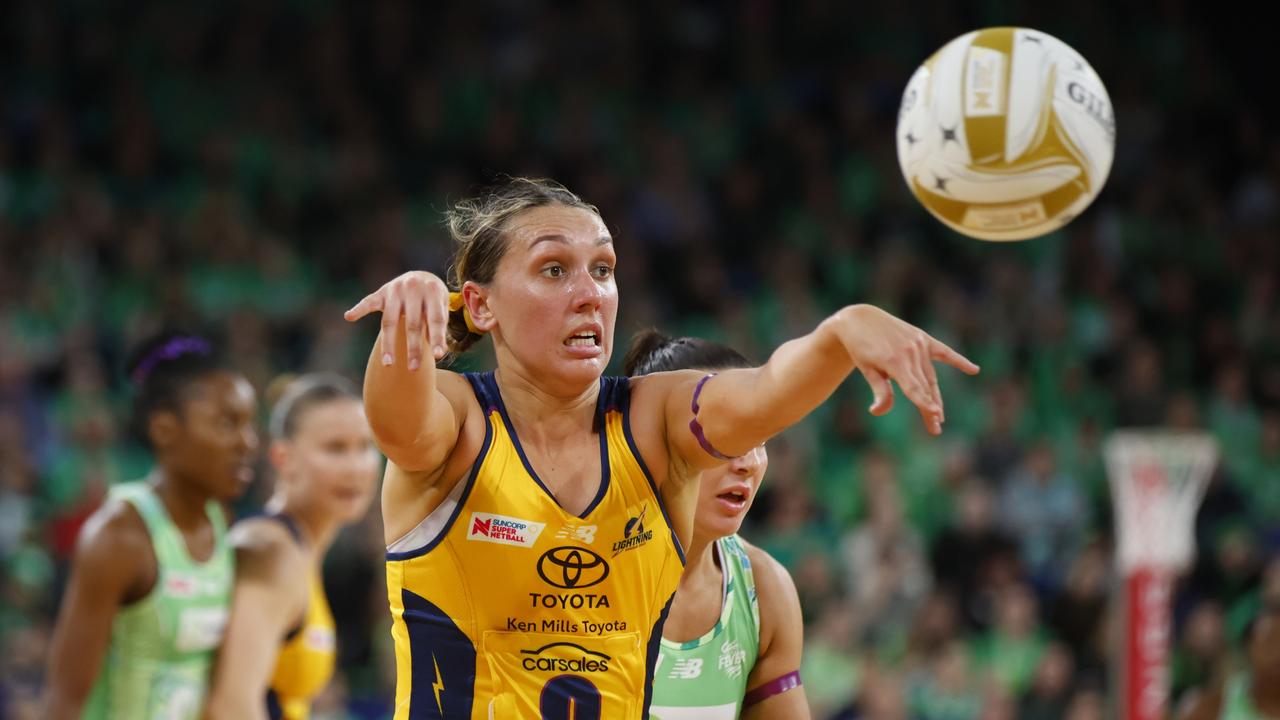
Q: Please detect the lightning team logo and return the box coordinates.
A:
[431,653,444,715]
[612,504,655,557]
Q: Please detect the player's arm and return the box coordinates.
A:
[205,520,309,720]
[1175,685,1223,720]
[43,502,154,720]
[344,271,468,477]
[741,544,810,720]
[659,304,978,470]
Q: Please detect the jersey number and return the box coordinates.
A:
[540,676,601,720]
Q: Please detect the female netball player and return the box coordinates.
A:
[204,374,380,720]
[344,177,977,719]
[625,331,809,719]
[43,333,258,720]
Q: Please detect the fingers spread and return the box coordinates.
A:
[862,367,895,416]
[899,366,941,422]
[344,293,384,322]
[425,291,449,361]
[923,353,944,424]
[931,339,981,375]
[403,295,426,371]
[380,294,403,366]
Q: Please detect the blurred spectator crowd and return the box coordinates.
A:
[1,1,1278,718]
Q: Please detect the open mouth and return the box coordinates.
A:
[717,490,748,509]
[565,332,600,347]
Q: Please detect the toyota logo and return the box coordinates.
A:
[537,546,610,589]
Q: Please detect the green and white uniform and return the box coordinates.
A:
[1222,673,1279,720]
[83,481,233,720]
[651,534,760,719]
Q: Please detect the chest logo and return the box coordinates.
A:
[666,657,704,680]
[718,640,748,679]
[612,503,655,557]
[537,546,610,589]
[466,512,546,548]
[556,523,598,544]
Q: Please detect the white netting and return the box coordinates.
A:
[1105,430,1219,572]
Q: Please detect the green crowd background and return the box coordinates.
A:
[1,1,1277,718]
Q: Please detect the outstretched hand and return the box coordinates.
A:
[344,271,452,370]
[832,304,979,435]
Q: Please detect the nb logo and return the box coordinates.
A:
[556,524,598,544]
[537,546,610,590]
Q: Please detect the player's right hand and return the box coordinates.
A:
[344,271,451,371]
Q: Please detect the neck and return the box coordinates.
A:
[150,469,214,531]
[677,531,722,592]
[268,492,342,555]
[494,367,599,437]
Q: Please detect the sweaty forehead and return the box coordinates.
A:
[505,205,611,246]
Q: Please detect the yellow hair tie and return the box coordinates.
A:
[448,291,481,334]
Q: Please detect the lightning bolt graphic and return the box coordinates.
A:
[431,653,445,715]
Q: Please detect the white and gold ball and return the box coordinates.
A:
[896,27,1116,241]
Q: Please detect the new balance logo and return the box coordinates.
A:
[556,524,598,544]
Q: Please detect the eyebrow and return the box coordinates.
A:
[529,234,614,248]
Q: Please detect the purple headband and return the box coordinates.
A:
[131,336,213,385]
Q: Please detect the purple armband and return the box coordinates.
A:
[688,373,738,461]
[742,670,802,708]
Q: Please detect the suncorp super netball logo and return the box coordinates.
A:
[467,512,546,548]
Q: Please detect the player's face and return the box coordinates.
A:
[276,399,381,524]
[694,444,767,540]
[485,205,617,391]
[167,372,259,501]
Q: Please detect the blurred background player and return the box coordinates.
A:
[205,373,380,720]
[625,330,808,719]
[41,333,259,719]
[1178,602,1280,720]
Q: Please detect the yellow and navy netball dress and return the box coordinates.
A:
[385,372,685,719]
[264,514,337,720]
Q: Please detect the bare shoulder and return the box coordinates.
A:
[627,369,705,476]
[434,369,489,464]
[227,517,308,588]
[436,369,480,410]
[79,497,151,554]
[70,498,156,600]
[439,369,488,454]
[740,539,799,605]
[627,369,704,417]
[739,539,803,640]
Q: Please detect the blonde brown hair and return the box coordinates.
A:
[444,177,601,353]
[267,373,360,439]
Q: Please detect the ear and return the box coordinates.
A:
[148,411,181,451]
[268,439,292,475]
[463,281,498,333]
